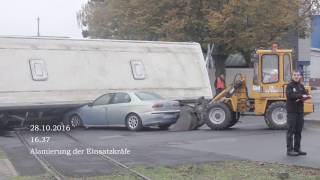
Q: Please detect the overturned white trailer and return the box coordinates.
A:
[0,37,212,125]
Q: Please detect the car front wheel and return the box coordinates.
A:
[126,113,143,131]
[69,114,82,129]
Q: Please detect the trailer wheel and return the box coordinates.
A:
[228,112,241,128]
[69,114,83,129]
[265,101,287,130]
[205,102,232,130]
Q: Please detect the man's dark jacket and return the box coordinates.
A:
[286,81,307,113]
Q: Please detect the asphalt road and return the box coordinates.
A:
[1,116,320,177]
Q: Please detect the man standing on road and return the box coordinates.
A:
[286,71,311,156]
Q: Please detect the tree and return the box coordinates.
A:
[208,0,299,64]
[78,0,225,42]
[78,0,319,71]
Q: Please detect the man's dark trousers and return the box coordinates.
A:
[287,112,304,151]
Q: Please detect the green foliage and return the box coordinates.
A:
[208,0,301,57]
[78,0,221,43]
[78,0,318,59]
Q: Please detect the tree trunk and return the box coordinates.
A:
[213,54,228,76]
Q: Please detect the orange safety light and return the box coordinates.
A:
[272,43,278,52]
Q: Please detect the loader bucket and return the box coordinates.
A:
[169,106,200,131]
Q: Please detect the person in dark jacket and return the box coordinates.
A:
[286,71,311,156]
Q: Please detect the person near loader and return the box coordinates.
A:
[286,71,311,156]
[214,74,225,96]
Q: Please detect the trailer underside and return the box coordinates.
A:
[0,102,88,128]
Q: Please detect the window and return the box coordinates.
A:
[253,62,259,85]
[29,59,48,81]
[135,92,163,101]
[253,57,259,85]
[130,60,146,80]
[284,54,291,82]
[262,55,279,84]
[111,93,131,104]
[93,94,114,106]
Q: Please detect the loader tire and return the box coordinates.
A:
[265,101,287,130]
[205,102,232,130]
[228,112,240,128]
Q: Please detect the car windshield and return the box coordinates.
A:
[135,92,163,101]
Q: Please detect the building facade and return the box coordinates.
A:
[310,15,320,87]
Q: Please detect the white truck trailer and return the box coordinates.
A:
[0,37,212,127]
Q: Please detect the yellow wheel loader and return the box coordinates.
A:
[202,44,314,130]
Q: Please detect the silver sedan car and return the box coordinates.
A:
[64,91,180,131]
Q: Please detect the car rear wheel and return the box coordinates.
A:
[69,114,82,129]
[126,113,143,131]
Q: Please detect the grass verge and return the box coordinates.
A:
[0,148,7,160]
[7,174,55,180]
[133,160,320,180]
[5,161,320,180]
[87,160,320,180]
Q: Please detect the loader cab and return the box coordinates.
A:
[251,44,293,99]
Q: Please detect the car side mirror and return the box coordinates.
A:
[88,102,93,107]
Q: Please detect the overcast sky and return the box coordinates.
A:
[0,0,89,38]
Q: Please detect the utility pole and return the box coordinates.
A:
[37,17,40,37]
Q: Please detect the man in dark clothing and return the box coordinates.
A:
[286,71,311,156]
